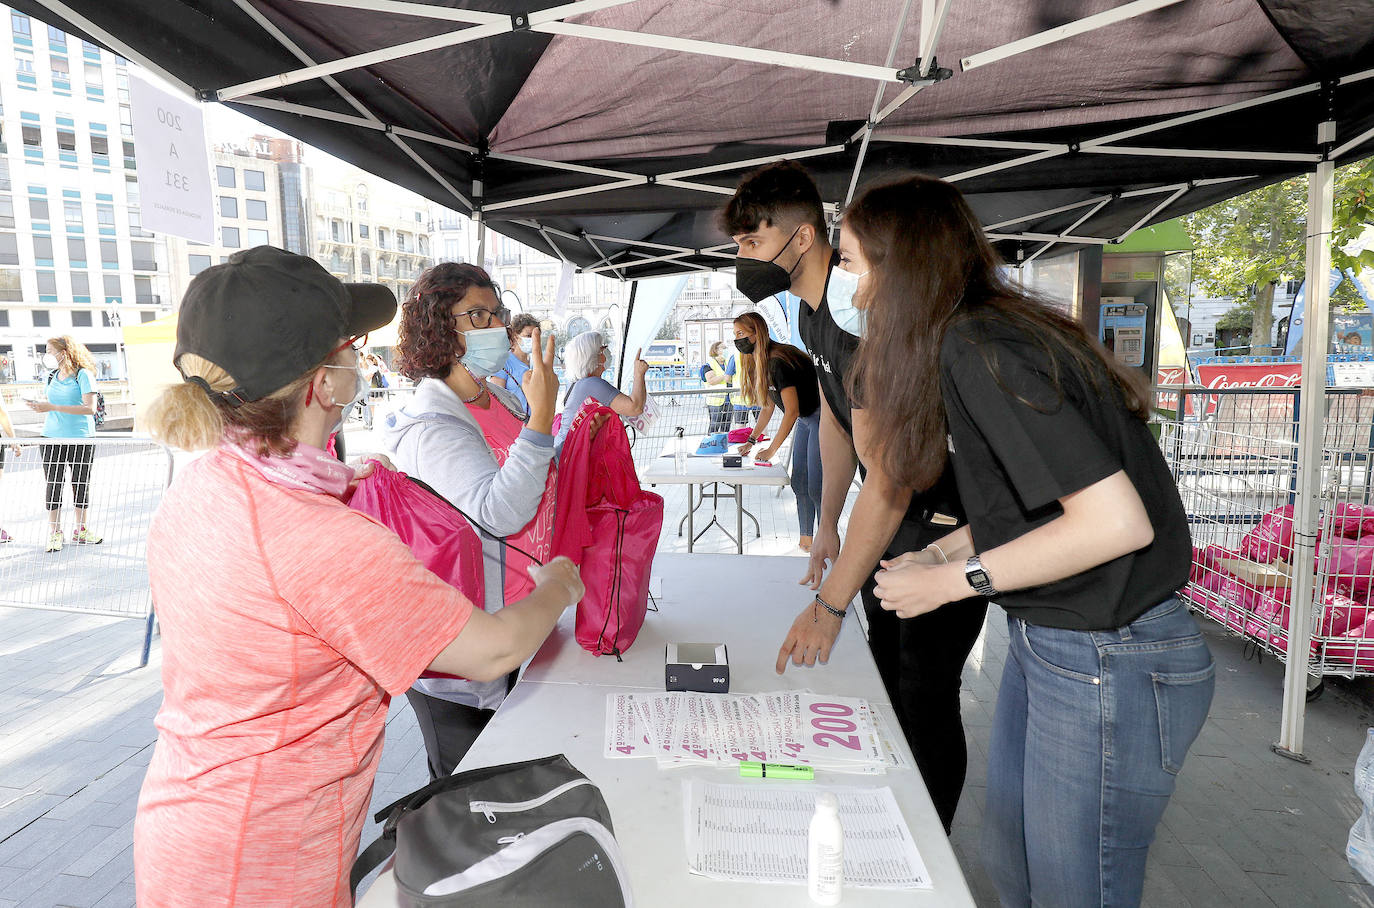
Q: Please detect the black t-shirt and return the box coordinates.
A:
[939,315,1190,630]
[767,350,820,417]
[796,252,962,529]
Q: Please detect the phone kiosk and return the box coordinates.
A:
[1096,220,1193,386]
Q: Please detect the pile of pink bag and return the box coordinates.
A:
[1184,502,1374,668]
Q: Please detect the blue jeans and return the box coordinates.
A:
[983,598,1215,907]
[790,412,822,536]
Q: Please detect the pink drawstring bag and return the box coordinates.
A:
[1240,505,1295,563]
[349,465,486,679]
[553,400,663,658]
[726,427,768,444]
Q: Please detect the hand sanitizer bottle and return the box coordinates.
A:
[674,426,688,475]
[808,792,843,904]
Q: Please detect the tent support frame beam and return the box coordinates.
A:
[1279,109,1339,764]
[960,0,1187,72]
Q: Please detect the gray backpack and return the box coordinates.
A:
[352,754,633,906]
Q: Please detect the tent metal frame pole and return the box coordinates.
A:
[229,95,479,154]
[843,0,921,211]
[877,135,1059,152]
[1332,123,1374,159]
[1116,184,1190,243]
[617,279,638,383]
[216,0,640,100]
[582,234,625,281]
[584,249,696,274]
[482,178,645,212]
[946,148,1066,183]
[216,21,511,100]
[1085,145,1320,163]
[985,231,1111,244]
[985,194,1113,231]
[658,145,847,180]
[228,0,382,124]
[536,224,568,262]
[960,0,1188,72]
[535,22,903,83]
[226,0,477,212]
[1278,114,1338,764]
[585,234,697,255]
[1020,196,1115,266]
[36,0,198,97]
[1084,83,1320,149]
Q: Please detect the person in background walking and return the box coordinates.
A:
[491,313,540,418]
[699,340,733,432]
[731,311,822,552]
[0,403,19,543]
[26,336,101,553]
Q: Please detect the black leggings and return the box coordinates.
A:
[41,443,94,510]
[861,516,988,834]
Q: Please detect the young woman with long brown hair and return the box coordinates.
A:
[844,175,1214,908]
[731,311,822,550]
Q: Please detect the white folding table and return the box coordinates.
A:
[359,554,974,907]
[642,438,791,554]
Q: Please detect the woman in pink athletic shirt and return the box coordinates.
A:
[134,246,583,907]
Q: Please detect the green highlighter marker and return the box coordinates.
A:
[739,761,814,780]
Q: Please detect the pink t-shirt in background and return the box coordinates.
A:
[135,447,471,906]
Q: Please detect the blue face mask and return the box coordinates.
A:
[460,327,511,378]
[827,266,869,337]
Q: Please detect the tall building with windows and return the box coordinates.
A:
[164,143,292,302]
[0,5,173,383]
[312,168,433,303]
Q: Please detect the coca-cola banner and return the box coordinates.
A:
[1195,362,1303,390]
[1194,362,1302,417]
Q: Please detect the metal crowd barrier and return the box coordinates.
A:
[1157,385,1374,681]
[0,436,173,667]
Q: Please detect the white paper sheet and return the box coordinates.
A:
[605,691,899,772]
[683,781,931,889]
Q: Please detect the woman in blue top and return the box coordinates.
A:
[25,336,102,552]
[553,331,648,449]
[490,313,540,418]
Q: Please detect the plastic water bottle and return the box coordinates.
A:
[808,792,843,904]
[674,426,688,475]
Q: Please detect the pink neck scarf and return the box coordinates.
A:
[226,438,354,500]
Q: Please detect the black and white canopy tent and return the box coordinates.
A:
[21,0,1374,758]
[18,0,1374,276]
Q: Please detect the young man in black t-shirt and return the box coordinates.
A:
[721,162,986,832]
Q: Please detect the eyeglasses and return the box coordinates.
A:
[454,306,510,329]
[326,334,369,359]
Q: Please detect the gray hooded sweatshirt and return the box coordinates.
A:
[382,376,556,709]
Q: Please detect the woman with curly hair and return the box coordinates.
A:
[383,261,562,778]
[26,335,101,552]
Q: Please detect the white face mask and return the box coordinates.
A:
[42,352,59,371]
[518,335,535,355]
[323,365,367,408]
[827,266,870,337]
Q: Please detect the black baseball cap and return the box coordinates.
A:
[174,245,396,404]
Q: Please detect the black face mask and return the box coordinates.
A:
[733,337,756,355]
[734,227,803,303]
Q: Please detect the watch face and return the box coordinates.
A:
[968,568,990,586]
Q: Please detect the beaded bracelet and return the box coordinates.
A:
[813,594,847,621]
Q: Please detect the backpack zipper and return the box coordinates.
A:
[470,778,595,823]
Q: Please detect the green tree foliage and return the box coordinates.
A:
[1184,161,1374,351]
